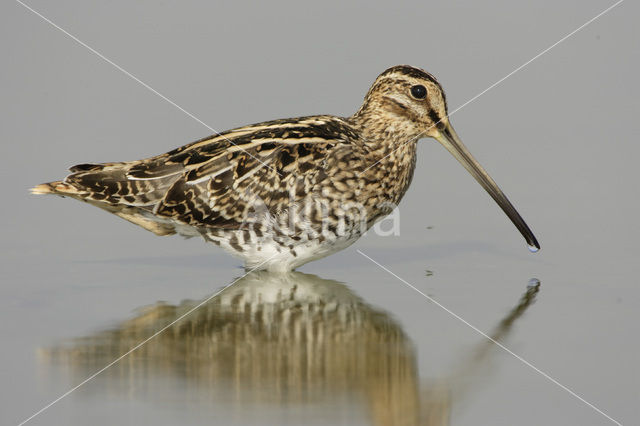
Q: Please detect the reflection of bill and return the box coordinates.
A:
[41,273,540,426]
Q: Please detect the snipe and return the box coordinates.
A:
[33,65,539,271]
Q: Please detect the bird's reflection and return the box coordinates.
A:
[42,271,540,425]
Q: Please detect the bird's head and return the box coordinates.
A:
[356,65,450,140]
[355,65,540,252]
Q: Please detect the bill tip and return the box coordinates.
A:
[527,243,540,253]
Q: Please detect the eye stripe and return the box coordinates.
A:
[383,96,409,111]
[428,110,445,130]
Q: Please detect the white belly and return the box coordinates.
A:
[237,234,361,272]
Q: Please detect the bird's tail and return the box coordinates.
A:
[31,178,177,237]
[31,181,82,197]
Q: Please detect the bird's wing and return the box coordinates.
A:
[62,116,358,231]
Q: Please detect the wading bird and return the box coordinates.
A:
[33,65,539,271]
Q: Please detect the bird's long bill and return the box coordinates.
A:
[435,123,540,251]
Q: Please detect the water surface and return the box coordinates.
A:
[2,1,638,424]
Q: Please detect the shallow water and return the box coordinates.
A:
[2,1,638,425]
[38,271,540,426]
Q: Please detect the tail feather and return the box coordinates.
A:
[31,181,81,196]
[31,179,177,236]
[31,159,185,238]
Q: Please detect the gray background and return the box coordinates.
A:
[1,0,638,425]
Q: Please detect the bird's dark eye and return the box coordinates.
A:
[410,85,427,99]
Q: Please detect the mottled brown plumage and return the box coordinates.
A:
[33,65,539,270]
